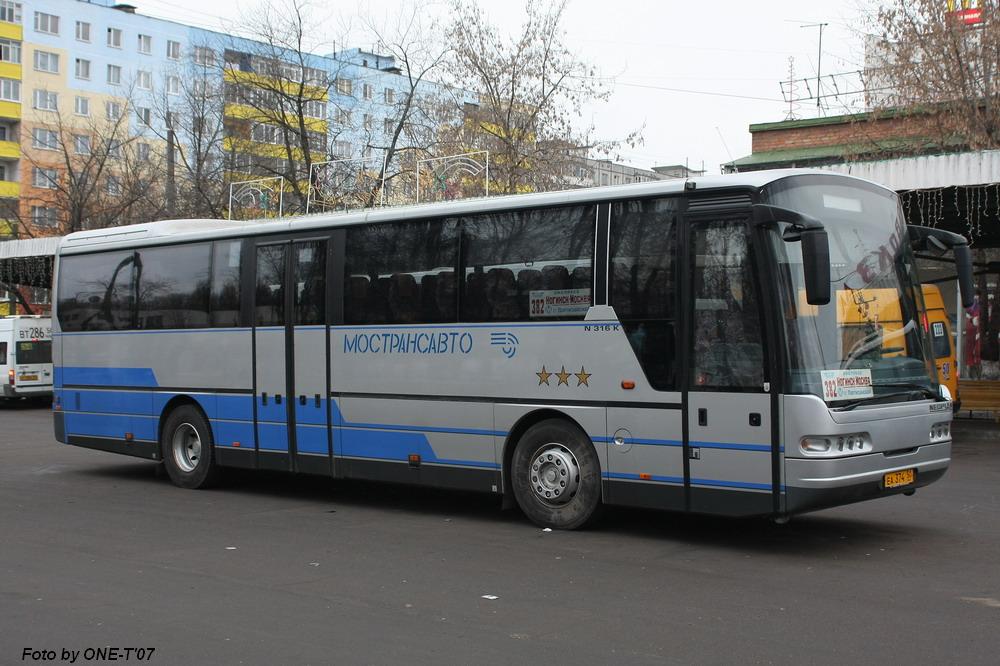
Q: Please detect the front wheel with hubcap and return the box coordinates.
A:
[161,405,220,489]
[511,419,602,529]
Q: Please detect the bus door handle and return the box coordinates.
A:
[698,408,707,426]
[275,394,282,405]
[261,392,267,406]
[299,394,307,406]
[314,394,321,408]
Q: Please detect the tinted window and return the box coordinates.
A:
[294,241,326,325]
[930,320,951,359]
[0,342,6,365]
[609,198,678,390]
[135,244,211,329]
[255,245,286,326]
[690,221,763,390]
[345,219,458,324]
[211,240,242,327]
[57,251,135,331]
[459,205,595,322]
[16,340,52,364]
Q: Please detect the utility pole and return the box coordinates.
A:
[801,22,829,115]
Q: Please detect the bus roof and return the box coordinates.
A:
[57,169,889,255]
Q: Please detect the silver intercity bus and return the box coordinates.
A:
[51,170,974,529]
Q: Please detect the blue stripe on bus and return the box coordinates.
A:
[604,472,685,484]
[341,422,504,437]
[59,366,158,387]
[64,412,157,441]
[605,472,780,492]
[339,427,497,469]
[213,420,255,449]
[593,436,773,452]
[55,328,253,336]
[689,477,777,491]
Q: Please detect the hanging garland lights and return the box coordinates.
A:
[900,182,1000,247]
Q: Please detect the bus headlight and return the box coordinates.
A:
[800,433,871,456]
[930,422,951,443]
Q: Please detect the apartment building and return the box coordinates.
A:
[3,0,457,237]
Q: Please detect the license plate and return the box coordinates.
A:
[19,375,38,381]
[884,469,915,488]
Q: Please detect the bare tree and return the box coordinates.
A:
[219,0,348,214]
[21,91,165,236]
[445,0,638,194]
[355,3,457,206]
[864,0,1000,151]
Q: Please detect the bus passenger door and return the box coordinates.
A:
[254,242,291,469]
[289,239,331,475]
[685,218,776,515]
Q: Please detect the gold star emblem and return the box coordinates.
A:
[575,367,591,387]
[536,366,552,386]
[556,366,571,386]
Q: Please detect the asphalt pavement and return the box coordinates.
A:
[1,400,998,665]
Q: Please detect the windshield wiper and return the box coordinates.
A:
[834,386,936,412]
[872,383,938,399]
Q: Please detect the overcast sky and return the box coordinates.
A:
[131,0,872,174]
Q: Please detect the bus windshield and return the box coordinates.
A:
[763,176,937,404]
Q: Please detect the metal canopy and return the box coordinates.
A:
[0,237,60,288]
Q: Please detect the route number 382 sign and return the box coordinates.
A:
[820,369,874,401]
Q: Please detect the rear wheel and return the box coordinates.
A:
[161,405,220,489]
[511,419,602,530]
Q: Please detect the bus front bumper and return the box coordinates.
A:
[784,442,950,514]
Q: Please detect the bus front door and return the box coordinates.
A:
[685,218,776,516]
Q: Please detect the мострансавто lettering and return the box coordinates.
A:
[343,331,473,355]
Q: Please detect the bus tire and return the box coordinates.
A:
[511,418,602,530]
[161,405,220,489]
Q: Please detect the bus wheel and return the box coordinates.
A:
[161,405,220,489]
[511,419,602,530]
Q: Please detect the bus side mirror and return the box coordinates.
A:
[801,228,831,306]
[908,226,974,308]
[753,204,831,306]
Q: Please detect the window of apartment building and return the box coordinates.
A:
[194,46,214,66]
[166,111,180,128]
[107,27,122,49]
[75,20,90,42]
[74,134,90,155]
[363,113,372,131]
[251,123,278,144]
[106,175,121,196]
[167,75,180,95]
[0,2,21,24]
[383,118,394,134]
[303,99,325,119]
[335,108,351,125]
[137,142,150,162]
[105,100,122,120]
[136,106,151,125]
[32,166,57,189]
[0,77,19,102]
[74,58,90,80]
[32,89,57,111]
[137,69,152,90]
[74,95,89,116]
[107,64,121,85]
[384,88,394,104]
[33,11,58,35]
[334,140,350,158]
[33,50,58,73]
[166,40,180,60]
[137,34,151,55]
[0,124,7,141]
[32,127,58,150]
[0,163,5,181]
[0,38,21,64]
[363,83,373,101]
[335,78,352,96]
[106,140,122,159]
[31,206,58,229]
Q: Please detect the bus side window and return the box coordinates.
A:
[690,221,763,390]
[56,251,135,331]
[609,197,679,391]
[0,341,6,365]
[211,241,242,327]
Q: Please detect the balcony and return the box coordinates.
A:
[0,100,20,120]
[0,139,19,159]
[0,180,20,198]
[0,21,22,42]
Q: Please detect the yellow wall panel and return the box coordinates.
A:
[0,62,20,80]
[0,180,20,198]
[0,22,22,41]
[0,100,20,120]
[0,139,19,158]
